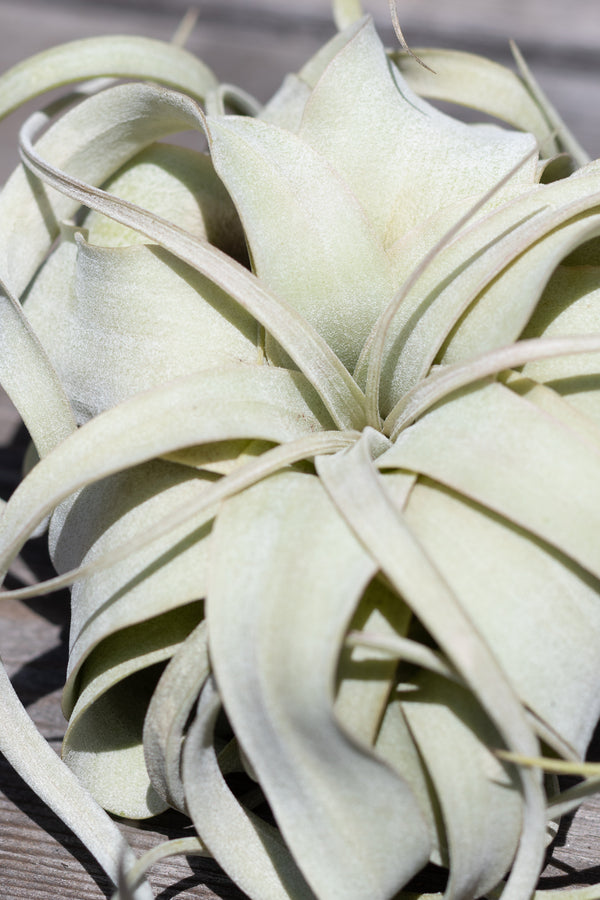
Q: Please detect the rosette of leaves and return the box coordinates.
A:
[1,1,600,898]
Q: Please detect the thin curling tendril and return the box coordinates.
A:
[388,0,436,74]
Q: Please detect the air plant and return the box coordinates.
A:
[1,0,600,898]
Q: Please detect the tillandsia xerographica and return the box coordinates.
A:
[1,0,600,898]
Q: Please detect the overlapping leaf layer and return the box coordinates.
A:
[1,3,599,899]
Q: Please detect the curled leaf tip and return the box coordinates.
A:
[388,0,436,74]
[171,8,200,48]
[496,750,600,777]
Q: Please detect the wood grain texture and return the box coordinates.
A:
[1,1,600,897]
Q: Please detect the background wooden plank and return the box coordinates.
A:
[1,1,600,897]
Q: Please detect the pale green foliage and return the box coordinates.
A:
[0,4,599,900]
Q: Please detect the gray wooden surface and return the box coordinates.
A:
[1,0,600,897]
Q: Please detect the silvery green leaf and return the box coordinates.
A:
[392,48,559,157]
[143,621,210,812]
[259,74,313,131]
[502,370,600,451]
[0,274,76,456]
[400,672,522,900]
[53,460,214,712]
[204,81,262,118]
[510,40,590,167]
[316,433,546,900]
[207,469,431,898]
[0,82,219,297]
[370,166,600,411]
[258,17,367,132]
[164,438,272,476]
[18,92,367,429]
[112,836,209,900]
[384,333,600,438]
[0,663,153,899]
[0,35,217,120]
[441,212,600,369]
[332,0,364,29]
[375,696,446,867]
[3,432,354,609]
[205,113,394,371]
[83,143,247,258]
[522,265,600,422]
[24,231,259,421]
[298,18,537,251]
[300,16,368,90]
[380,380,600,582]
[404,478,600,757]
[334,575,411,746]
[63,603,203,820]
[0,365,333,581]
[183,675,318,900]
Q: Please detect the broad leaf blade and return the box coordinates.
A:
[207,469,431,899]
[522,265,600,424]
[183,676,318,900]
[380,380,600,581]
[0,275,76,455]
[392,48,558,156]
[316,434,547,900]
[0,365,332,578]
[17,91,367,430]
[205,113,394,371]
[299,18,537,251]
[405,478,600,757]
[24,231,259,421]
[0,83,218,297]
[401,672,522,900]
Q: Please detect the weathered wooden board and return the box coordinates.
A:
[1,0,600,897]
